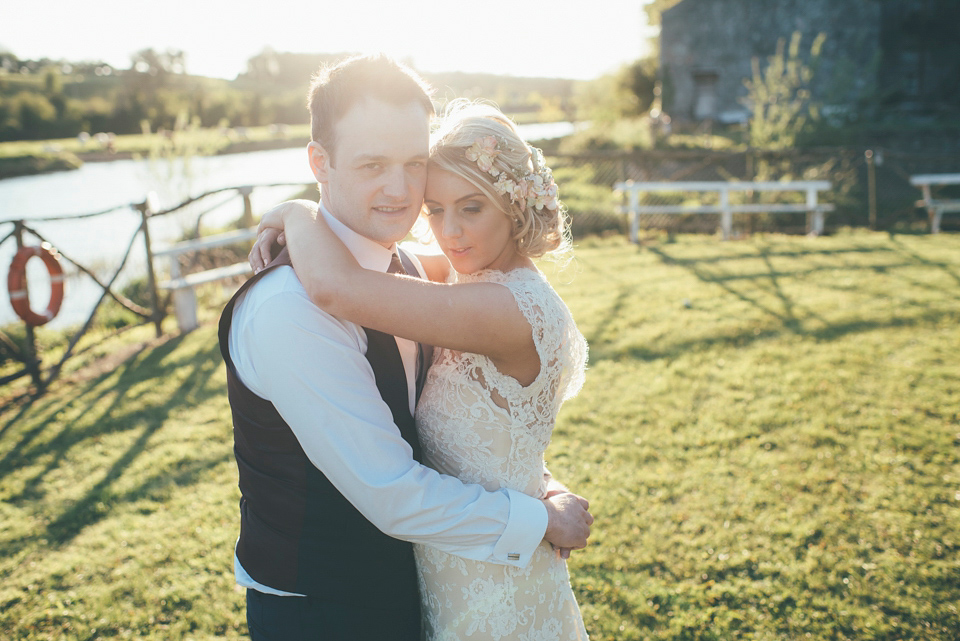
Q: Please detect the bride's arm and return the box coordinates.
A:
[409,249,452,284]
[252,200,453,283]
[278,207,537,377]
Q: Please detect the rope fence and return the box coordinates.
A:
[0,182,312,395]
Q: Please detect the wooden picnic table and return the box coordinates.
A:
[910,174,960,233]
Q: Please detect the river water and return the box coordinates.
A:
[0,121,575,328]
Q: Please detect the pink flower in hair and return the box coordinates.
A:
[463,137,561,211]
[465,136,500,173]
[493,175,518,199]
[528,174,559,211]
[513,177,530,201]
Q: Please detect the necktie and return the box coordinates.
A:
[387,251,433,401]
[387,252,405,276]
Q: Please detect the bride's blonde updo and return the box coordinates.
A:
[428,100,571,260]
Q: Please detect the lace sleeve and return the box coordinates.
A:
[558,301,587,402]
[500,271,588,405]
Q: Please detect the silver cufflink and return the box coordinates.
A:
[507,553,520,561]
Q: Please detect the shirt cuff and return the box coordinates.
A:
[491,489,548,568]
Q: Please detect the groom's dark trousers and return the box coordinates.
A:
[246,589,420,641]
[220,249,426,641]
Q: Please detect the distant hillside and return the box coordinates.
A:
[0,50,577,142]
[423,71,575,117]
[237,51,577,119]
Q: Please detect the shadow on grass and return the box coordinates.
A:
[0,396,39,440]
[0,449,231,560]
[0,333,229,554]
[887,233,960,287]
[585,240,959,363]
[1,335,197,480]
[647,244,927,285]
[584,283,636,352]
[647,242,897,267]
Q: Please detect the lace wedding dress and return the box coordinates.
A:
[414,266,589,641]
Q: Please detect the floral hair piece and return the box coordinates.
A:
[464,136,559,212]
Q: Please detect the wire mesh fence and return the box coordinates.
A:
[550,148,960,238]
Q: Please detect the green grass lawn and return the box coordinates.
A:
[1,231,958,640]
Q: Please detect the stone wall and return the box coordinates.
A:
[660,0,882,123]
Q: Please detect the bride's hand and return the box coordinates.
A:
[251,199,361,314]
[249,228,284,273]
[249,200,318,272]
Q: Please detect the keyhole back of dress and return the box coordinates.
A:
[470,368,511,413]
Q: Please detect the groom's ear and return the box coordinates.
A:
[307,141,332,184]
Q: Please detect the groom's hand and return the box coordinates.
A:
[542,492,593,551]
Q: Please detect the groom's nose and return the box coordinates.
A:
[382,166,409,200]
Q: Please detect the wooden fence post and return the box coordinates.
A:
[137,194,163,337]
[720,187,732,240]
[238,186,254,229]
[865,150,877,230]
[627,182,639,244]
[13,221,44,391]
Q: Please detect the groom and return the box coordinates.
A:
[219,54,592,641]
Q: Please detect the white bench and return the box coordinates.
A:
[910,174,960,233]
[614,180,835,241]
[154,227,258,332]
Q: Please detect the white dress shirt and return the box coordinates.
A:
[229,204,549,596]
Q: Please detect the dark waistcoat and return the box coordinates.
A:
[218,249,422,609]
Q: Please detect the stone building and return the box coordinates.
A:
[660,0,959,123]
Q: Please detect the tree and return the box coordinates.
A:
[43,68,63,96]
[742,31,825,150]
[621,58,658,114]
[131,48,186,77]
[575,58,658,123]
[644,0,684,26]
[43,68,67,122]
[14,92,57,139]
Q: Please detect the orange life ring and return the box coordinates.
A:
[7,243,65,326]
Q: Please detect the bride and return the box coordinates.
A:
[253,101,590,640]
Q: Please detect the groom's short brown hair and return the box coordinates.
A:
[307,54,434,161]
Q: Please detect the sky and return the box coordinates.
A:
[2,0,656,80]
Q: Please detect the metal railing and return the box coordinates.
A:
[550,147,960,237]
[614,180,834,241]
